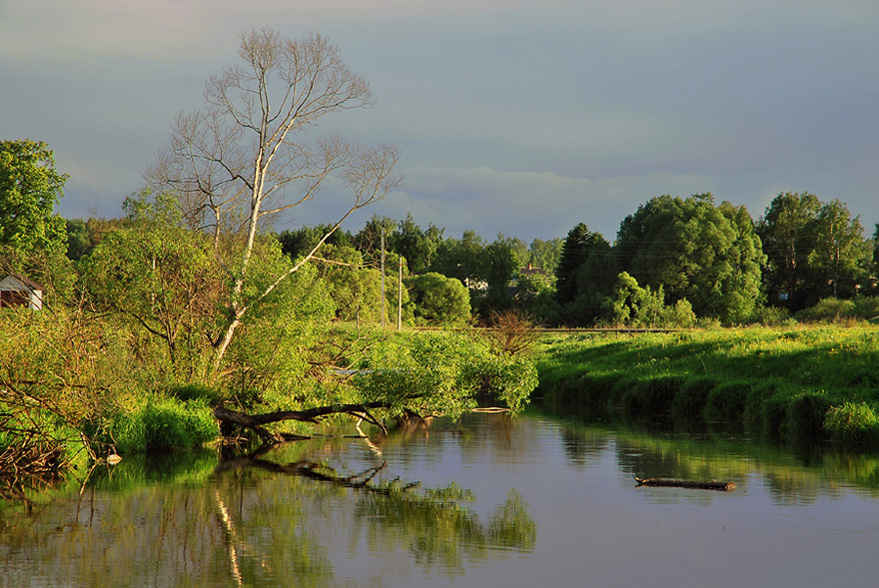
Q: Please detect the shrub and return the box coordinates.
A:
[824,402,879,447]
[355,331,537,419]
[621,376,683,418]
[409,272,471,327]
[852,296,879,323]
[704,381,750,423]
[168,383,222,405]
[787,392,832,442]
[672,377,717,420]
[798,298,855,323]
[108,397,218,454]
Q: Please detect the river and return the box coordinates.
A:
[2,411,879,587]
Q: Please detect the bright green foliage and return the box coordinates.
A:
[391,213,445,274]
[0,140,68,256]
[796,296,879,324]
[605,272,695,328]
[758,192,871,309]
[105,396,218,454]
[355,334,481,418]
[430,231,487,288]
[536,327,879,447]
[224,261,337,405]
[81,191,220,380]
[410,272,471,326]
[808,199,871,299]
[354,332,537,418]
[615,193,764,322]
[315,244,413,324]
[825,402,879,447]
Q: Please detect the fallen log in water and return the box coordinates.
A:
[635,477,737,492]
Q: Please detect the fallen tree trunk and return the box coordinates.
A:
[213,402,391,444]
[635,477,737,492]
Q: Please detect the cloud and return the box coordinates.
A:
[4,0,876,239]
[367,166,717,240]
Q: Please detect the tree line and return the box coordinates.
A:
[551,192,877,327]
[4,143,877,332]
[259,190,878,328]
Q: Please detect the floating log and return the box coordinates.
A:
[635,477,737,492]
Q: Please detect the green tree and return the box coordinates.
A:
[616,194,764,322]
[80,191,221,380]
[481,234,524,313]
[0,140,67,256]
[409,272,471,327]
[277,224,352,261]
[392,213,444,275]
[431,231,487,289]
[604,271,695,328]
[354,215,398,269]
[555,223,608,306]
[527,238,564,280]
[757,192,822,309]
[758,193,870,308]
[808,199,870,299]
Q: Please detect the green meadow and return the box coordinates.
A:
[535,326,879,448]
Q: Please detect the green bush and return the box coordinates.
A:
[825,402,879,447]
[168,383,222,405]
[787,392,832,442]
[621,376,683,418]
[672,377,717,419]
[108,397,218,454]
[355,331,537,419]
[798,298,855,323]
[704,381,750,423]
[409,272,471,327]
[852,296,879,323]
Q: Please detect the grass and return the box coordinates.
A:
[535,325,879,447]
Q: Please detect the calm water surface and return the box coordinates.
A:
[2,412,879,587]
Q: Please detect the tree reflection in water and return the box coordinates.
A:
[0,438,537,587]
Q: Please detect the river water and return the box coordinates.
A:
[2,411,879,587]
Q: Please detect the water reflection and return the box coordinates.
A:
[0,427,537,588]
[4,413,879,587]
[553,413,879,506]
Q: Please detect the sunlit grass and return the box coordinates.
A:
[536,326,879,446]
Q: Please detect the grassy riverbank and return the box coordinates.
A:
[535,326,879,447]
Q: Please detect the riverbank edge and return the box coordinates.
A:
[533,327,879,448]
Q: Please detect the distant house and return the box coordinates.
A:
[0,274,43,310]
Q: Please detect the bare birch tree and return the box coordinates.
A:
[147,28,401,374]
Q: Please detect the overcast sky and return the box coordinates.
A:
[2,0,877,243]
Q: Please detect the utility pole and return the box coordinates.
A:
[380,227,386,328]
[397,256,403,330]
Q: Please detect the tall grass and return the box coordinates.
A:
[102,397,219,454]
[535,326,879,447]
